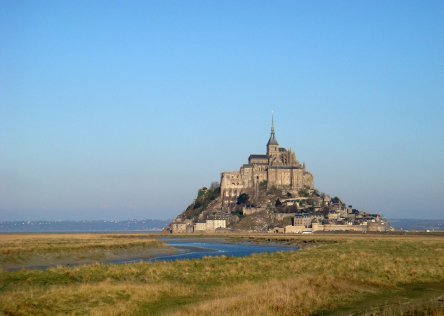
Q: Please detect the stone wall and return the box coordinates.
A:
[284,225,309,233]
[312,223,366,232]
[221,171,244,207]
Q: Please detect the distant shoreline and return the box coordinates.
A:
[0,219,170,233]
[1,218,444,233]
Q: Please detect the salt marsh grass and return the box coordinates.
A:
[0,234,167,270]
[0,234,443,315]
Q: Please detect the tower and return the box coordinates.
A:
[267,113,279,160]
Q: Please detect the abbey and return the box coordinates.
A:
[220,116,314,207]
[169,115,391,234]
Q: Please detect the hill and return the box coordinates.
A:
[167,184,390,233]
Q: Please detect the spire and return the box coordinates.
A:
[271,111,275,134]
[267,111,279,146]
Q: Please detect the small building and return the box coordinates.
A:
[193,219,227,232]
[194,222,207,231]
[327,212,339,220]
[293,213,323,227]
[367,221,388,232]
[281,197,308,207]
[206,219,226,231]
[272,227,285,234]
[171,223,194,233]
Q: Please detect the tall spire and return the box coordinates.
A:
[267,111,279,146]
[271,111,275,134]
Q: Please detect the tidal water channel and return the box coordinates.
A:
[7,239,298,271]
[111,238,298,264]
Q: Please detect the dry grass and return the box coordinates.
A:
[170,275,372,316]
[1,279,191,316]
[0,234,168,270]
[0,234,443,315]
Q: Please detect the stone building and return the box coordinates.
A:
[194,220,227,232]
[220,115,314,207]
[171,222,194,233]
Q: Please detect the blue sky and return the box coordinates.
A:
[1,0,443,220]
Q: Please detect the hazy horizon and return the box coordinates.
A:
[1,217,443,222]
[1,1,443,221]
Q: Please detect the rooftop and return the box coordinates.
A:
[249,154,268,160]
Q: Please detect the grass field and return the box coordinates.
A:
[0,233,443,315]
[0,234,172,271]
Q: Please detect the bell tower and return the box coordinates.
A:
[267,113,279,161]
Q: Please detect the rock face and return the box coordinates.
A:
[168,184,390,233]
[167,116,391,234]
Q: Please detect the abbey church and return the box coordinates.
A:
[220,116,314,207]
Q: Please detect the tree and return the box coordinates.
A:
[275,198,282,207]
[331,196,342,204]
[210,181,219,190]
[236,193,249,205]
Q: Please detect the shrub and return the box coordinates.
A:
[237,193,249,205]
[182,185,220,219]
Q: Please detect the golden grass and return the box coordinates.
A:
[1,279,191,316]
[0,234,443,315]
[170,275,372,316]
[0,234,167,269]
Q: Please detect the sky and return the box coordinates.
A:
[1,0,443,220]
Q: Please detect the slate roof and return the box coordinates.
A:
[249,154,268,160]
[267,133,279,146]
